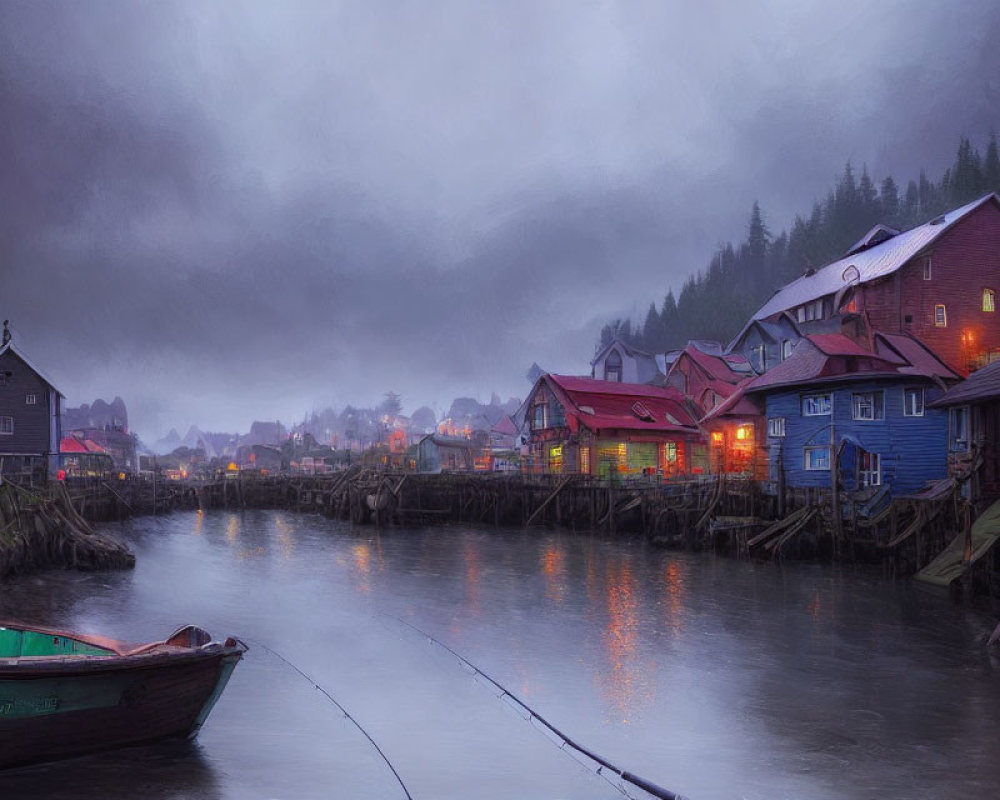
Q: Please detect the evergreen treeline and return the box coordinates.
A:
[600,133,1000,354]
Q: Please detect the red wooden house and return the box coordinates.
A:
[751,193,1000,375]
[524,374,705,477]
[699,379,768,479]
[664,342,753,416]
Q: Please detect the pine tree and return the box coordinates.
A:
[641,303,660,351]
[985,133,1000,194]
[880,175,900,224]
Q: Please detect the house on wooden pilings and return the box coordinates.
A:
[699,379,768,480]
[744,330,960,499]
[0,324,64,481]
[750,193,1000,376]
[524,374,704,477]
[928,358,1000,509]
[416,434,481,473]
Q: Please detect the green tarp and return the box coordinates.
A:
[915,498,1000,586]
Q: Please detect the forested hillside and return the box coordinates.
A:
[600,134,1000,353]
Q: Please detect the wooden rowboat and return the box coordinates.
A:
[0,621,246,769]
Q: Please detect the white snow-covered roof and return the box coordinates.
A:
[753,193,1000,321]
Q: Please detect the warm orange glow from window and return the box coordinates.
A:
[711,431,724,443]
[227,462,238,471]
[735,424,752,441]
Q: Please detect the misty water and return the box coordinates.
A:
[2,511,999,800]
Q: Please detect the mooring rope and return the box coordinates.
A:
[385,615,688,800]
[248,639,414,800]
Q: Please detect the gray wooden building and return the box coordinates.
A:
[0,323,64,480]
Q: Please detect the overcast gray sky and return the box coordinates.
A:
[3,0,999,440]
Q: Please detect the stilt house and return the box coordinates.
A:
[524,374,704,477]
[749,193,1000,376]
[745,331,960,496]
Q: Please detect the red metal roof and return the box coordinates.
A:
[60,437,90,453]
[679,344,746,384]
[545,375,698,434]
[700,379,764,423]
[746,331,956,393]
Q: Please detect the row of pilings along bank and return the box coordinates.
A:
[4,471,997,607]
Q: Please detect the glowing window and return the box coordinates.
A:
[984,288,996,313]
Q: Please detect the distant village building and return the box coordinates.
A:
[745,331,960,496]
[0,322,63,479]
[750,193,1000,375]
[416,434,478,473]
[590,338,662,384]
[524,374,704,477]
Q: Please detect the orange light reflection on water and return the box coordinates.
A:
[663,560,685,636]
[541,542,566,605]
[601,560,640,723]
[352,543,372,594]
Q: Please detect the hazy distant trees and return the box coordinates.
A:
[599,132,1000,354]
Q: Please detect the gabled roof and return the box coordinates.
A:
[0,341,64,397]
[745,332,958,394]
[671,343,748,385]
[590,336,656,367]
[745,334,901,393]
[930,359,1000,407]
[541,374,698,434]
[491,414,518,436]
[753,193,1000,321]
[725,312,802,353]
[700,378,764,423]
[874,333,960,383]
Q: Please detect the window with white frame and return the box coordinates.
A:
[985,288,996,312]
[804,446,831,470]
[25,393,37,405]
[802,393,832,416]
[852,392,885,421]
[859,450,882,487]
[781,339,793,361]
[768,417,786,437]
[934,304,947,327]
[923,256,932,280]
[903,388,924,417]
[751,344,765,372]
[0,416,12,435]
[531,397,548,430]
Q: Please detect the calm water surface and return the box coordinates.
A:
[1,510,999,800]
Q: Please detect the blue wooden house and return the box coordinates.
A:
[745,331,960,495]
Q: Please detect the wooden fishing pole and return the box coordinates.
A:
[250,639,414,800]
[387,616,688,800]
